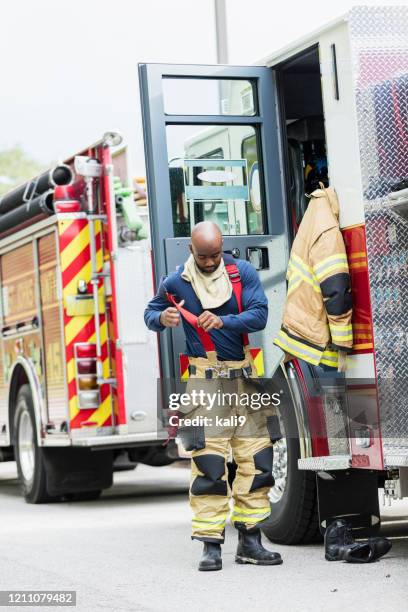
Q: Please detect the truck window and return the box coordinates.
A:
[167,124,266,237]
[163,78,256,116]
[170,147,225,237]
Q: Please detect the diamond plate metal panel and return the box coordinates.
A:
[349,6,408,461]
[298,455,352,471]
[323,391,350,456]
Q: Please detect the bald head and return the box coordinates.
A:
[191,221,222,247]
[189,222,223,274]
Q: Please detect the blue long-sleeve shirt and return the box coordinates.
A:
[144,255,268,361]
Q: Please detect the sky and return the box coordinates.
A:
[0,0,402,174]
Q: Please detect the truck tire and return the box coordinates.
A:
[75,490,102,501]
[63,490,102,502]
[14,384,54,504]
[261,372,322,545]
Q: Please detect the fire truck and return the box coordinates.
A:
[0,133,177,503]
[138,4,408,543]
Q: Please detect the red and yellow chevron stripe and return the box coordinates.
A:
[179,354,189,381]
[58,217,113,430]
[249,347,265,377]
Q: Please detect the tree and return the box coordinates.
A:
[0,146,47,196]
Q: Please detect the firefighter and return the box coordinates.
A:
[144,221,282,571]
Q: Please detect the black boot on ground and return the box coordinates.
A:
[325,519,354,561]
[235,529,283,566]
[325,519,392,563]
[198,542,222,571]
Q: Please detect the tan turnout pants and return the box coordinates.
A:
[177,351,279,543]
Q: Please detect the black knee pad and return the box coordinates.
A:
[191,454,227,496]
[249,446,275,492]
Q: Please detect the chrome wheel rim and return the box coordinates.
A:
[269,419,288,504]
[18,408,35,484]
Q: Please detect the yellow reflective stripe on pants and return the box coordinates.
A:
[231,505,271,523]
[231,511,271,524]
[274,329,323,366]
[192,514,228,525]
[191,514,228,537]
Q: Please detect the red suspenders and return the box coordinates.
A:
[224,263,249,347]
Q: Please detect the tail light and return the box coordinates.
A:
[78,376,97,390]
[77,359,97,375]
[76,344,96,359]
[74,343,100,409]
[78,390,100,409]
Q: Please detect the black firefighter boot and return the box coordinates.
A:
[325,519,355,561]
[235,529,283,566]
[325,518,392,563]
[198,542,222,571]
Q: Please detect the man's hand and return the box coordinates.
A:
[197,310,223,331]
[160,300,185,328]
[163,409,180,447]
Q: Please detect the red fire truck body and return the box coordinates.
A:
[0,134,173,502]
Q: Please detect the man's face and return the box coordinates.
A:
[189,242,223,274]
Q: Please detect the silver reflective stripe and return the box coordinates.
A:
[289,257,314,282]
[287,274,302,295]
[289,258,320,292]
[330,327,352,336]
[314,256,348,277]
[276,331,322,362]
[192,518,227,525]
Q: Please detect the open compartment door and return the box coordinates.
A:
[138,63,289,380]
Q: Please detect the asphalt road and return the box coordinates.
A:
[0,461,407,612]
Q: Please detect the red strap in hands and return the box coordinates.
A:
[165,292,216,352]
[165,261,249,352]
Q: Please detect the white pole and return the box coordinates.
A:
[214,0,229,64]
